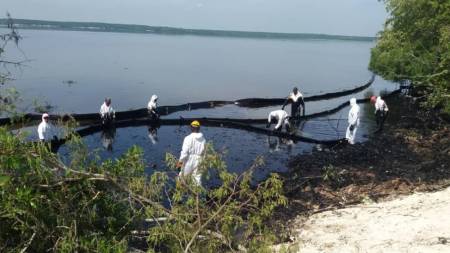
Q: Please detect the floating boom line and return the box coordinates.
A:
[0,75,375,126]
[50,88,402,151]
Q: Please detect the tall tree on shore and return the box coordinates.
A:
[369,0,450,113]
[0,13,22,115]
[0,13,21,85]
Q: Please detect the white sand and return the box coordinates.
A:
[276,187,450,253]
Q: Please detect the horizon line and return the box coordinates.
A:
[0,18,376,41]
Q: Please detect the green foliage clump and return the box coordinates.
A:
[370,0,450,113]
[0,128,286,252]
[150,145,287,252]
[321,165,347,189]
[0,128,141,252]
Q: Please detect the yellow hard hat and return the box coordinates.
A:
[191,120,200,127]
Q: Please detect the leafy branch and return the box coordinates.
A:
[0,128,286,252]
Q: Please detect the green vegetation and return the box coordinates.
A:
[0,18,375,42]
[0,128,286,252]
[370,0,450,113]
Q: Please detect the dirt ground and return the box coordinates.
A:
[273,95,450,252]
[275,186,450,253]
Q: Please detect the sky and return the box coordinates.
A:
[1,0,388,36]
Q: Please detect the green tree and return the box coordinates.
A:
[369,0,450,113]
[0,14,23,116]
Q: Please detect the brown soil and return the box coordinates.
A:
[276,95,450,235]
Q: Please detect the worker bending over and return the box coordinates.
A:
[147,95,159,120]
[282,87,305,117]
[176,120,206,186]
[267,109,291,132]
[371,95,389,132]
[37,113,57,142]
[100,98,115,124]
[346,98,360,145]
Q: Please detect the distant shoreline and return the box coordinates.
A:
[0,18,375,42]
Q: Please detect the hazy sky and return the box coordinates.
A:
[2,0,387,36]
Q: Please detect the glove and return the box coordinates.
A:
[349,124,355,131]
[281,105,285,110]
[266,123,270,128]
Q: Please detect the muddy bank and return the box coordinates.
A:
[276,94,450,235]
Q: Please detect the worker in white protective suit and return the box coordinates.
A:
[147,95,159,120]
[37,113,57,142]
[346,98,360,144]
[371,95,389,132]
[176,120,206,186]
[99,98,115,124]
[266,109,291,132]
[282,87,305,117]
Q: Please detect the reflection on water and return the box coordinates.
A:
[58,124,305,181]
[101,127,116,152]
[147,122,160,145]
[56,103,377,181]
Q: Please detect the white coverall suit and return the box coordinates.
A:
[375,96,389,130]
[375,97,389,113]
[37,114,56,141]
[268,110,290,131]
[179,132,206,186]
[148,95,158,113]
[346,98,360,144]
[147,95,159,120]
[99,102,115,120]
[288,91,305,117]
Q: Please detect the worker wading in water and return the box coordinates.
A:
[147,94,159,121]
[37,113,58,151]
[371,95,389,132]
[282,87,305,118]
[346,98,360,145]
[176,120,206,186]
[267,109,291,132]
[99,98,115,125]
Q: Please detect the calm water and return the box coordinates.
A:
[4,29,397,177]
